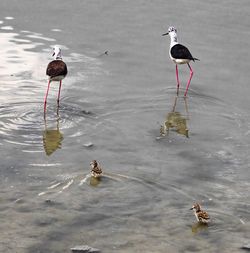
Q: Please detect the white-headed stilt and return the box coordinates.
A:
[44,45,67,113]
[162,27,199,96]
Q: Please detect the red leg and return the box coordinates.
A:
[176,64,179,95]
[185,63,193,97]
[57,81,62,106]
[44,81,51,113]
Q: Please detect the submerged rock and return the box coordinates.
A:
[83,142,94,148]
[71,245,100,253]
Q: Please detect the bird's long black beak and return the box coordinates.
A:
[52,52,55,57]
[162,32,169,36]
[189,207,193,210]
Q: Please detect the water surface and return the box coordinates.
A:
[0,1,250,252]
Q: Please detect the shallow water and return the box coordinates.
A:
[0,0,250,252]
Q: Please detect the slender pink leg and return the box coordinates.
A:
[57,81,62,106]
[44,81,51,113]
[176,64,179,95]
[185,63,193,97]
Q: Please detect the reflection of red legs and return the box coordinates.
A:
[44,80,51,113]
[185,63,193,97]
[172,95,178,112]
[184,97,190,120]
[176,64,179,95]
[57,81,62,106]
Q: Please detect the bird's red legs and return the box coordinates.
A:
[184,63,193,97]
[176,64,179,95]
[44,80,51,114]
[57,80,62,106]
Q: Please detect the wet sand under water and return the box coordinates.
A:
[0,0,250,252]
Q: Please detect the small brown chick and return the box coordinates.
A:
[90,160,102,178]
[190,203,211,223]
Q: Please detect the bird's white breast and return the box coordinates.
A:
[48,75,65,81]
[195,212,199,221]
[169,50,191,65]
[173,58,191,64]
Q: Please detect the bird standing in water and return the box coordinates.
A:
[162,27,199,96]
[90,160,103,178]
[190,203,211,223]
[44,45,67,113]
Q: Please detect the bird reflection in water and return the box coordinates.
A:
[161,96,189,138]
[43,110,64,156]
[190,222,209,234]
[90,176,101,186]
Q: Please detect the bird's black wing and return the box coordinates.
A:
[46,60,68,77]
[171,44,197,61]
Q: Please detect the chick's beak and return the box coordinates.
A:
[162,32,169,36]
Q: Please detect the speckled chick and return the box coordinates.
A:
[90,160,102,178]
[190,203,211,223]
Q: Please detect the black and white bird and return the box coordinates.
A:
[162,27,199,96]
[44,45,68,113]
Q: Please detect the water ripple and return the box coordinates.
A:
[0,25,104,156]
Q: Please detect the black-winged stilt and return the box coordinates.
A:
[44,45,67,113]
[162,27,199,96]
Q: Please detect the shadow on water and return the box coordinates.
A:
[161,95,189,138]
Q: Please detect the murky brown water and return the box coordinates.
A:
[1,0,250,252]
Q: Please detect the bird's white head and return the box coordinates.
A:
[52,45,62,60]
[190,203,201,212]
[162,26,177,36]
[90,160,98,169]
[162,26,178,46]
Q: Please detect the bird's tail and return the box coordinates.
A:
[193,58,200,62]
